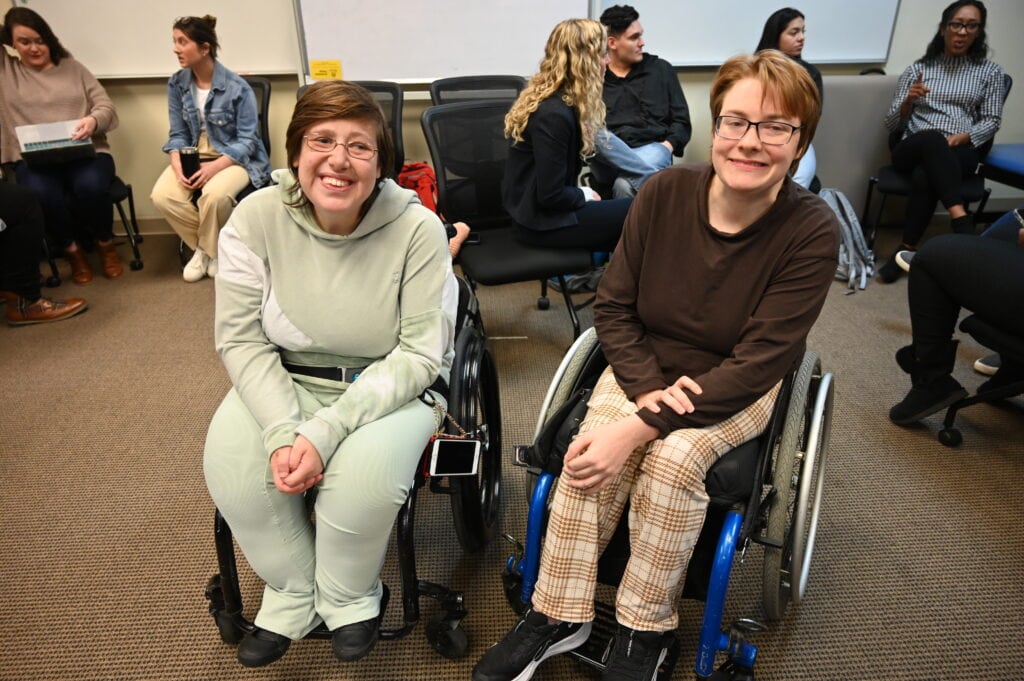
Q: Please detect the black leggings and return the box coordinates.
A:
[909,233,1024,359]
[0,183,46,300]
[516,198,632,253]
[891,130,979,246]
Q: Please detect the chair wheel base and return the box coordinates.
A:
[44,276,61,288]
[537,297,550,310]
[938,428,962,447]
[130,260,144,271]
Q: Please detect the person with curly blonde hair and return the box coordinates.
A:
[503,18,632,253]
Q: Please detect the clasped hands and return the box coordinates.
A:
[562,375,702,496]
[271,435,324,495]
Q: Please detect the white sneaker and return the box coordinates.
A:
[206,257,218,278]
[183,248,209,282]
[895,250,915,273]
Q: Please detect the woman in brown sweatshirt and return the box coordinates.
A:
[1,7,122,283]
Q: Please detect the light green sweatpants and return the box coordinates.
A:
[203,383,439,640]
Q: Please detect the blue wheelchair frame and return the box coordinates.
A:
[502,328,834,680]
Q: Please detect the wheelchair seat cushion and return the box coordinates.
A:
[704,437,760,507]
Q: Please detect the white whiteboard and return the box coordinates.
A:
[594,0,900,66]
[296,0,590,82]
[8,0,300,78]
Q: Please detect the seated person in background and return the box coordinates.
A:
[889,204,1024,425]
[474,51,837,681]
[0,7,123,284]
[150,15,271,283]
[876,0,1005,283]
[592,5,691,198]
[1,182,87,325]
[204,81,455,669]
[503,18,632,254]
[756,7,821,190]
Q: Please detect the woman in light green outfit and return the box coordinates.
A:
[204,80,456,669]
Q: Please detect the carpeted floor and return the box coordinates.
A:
[1,234,1021,681]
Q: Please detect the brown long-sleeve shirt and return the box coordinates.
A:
[595,163,838,438]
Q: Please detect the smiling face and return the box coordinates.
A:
[777,17,806,58]
[942,3,982,57]
[295,117,382,235]
[172,28,209,70]
[10,24,52,70]
[711,77,802,200]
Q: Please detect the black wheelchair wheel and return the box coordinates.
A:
[448,326,503,553]
[762,351,820,620]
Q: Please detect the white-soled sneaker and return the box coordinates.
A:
[183,248,209,282]
[895,250,915,273]
[206,257,219,278]
[973,353,1001,377]
[472,608,591,681]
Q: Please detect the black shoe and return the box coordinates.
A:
[237,627,291,667]
[889,376,968,425]
[602,625,673,681]
[978,361,1024,396]
[472,608,592,681]
[895,345,915,374]
[876,252,903,283]
[332,616,379,662]
[950,213,975,234]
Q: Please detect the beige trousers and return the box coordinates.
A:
[150,134,250,258]
[532,366,780,632]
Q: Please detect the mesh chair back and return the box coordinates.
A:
[429,75,527,106]
[240,75,272,157]
[420,99,515,230]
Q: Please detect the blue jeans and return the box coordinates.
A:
[14,153,115,250]
[590,129,673,191]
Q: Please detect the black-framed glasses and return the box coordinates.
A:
[714,116,801,146]
[303,135,378,160]
[946,20,981,34]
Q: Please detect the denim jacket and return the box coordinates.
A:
[162,61,271,188]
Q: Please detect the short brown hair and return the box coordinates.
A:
[710,51,820,168]
[286,80,395,183]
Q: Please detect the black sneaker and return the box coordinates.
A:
[602,625,673,681]
[876,252,903,283]
[472,608,592,681]
[889,376,968,425]
[237,627,291,667]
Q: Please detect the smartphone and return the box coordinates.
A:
[429,437,481,477]
[179,147,201,178]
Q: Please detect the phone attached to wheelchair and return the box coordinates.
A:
[429,436,481,477]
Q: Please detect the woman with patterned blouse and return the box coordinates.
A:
[877,0,1005,283]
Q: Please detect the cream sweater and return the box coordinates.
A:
[0,49,117,164]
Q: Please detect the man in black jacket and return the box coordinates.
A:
[593,5,691,198]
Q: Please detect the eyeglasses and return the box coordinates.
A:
[714,116,801,146]
[303,135,378,160]
[946,21,981,34]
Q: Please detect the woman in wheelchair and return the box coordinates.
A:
[876,0,1006,283]
[203,81,455,668]
[473,51,837,681]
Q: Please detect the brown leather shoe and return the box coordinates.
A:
[97,241,124,279]
[65,248,94,285]
[6,296,88,325]
[0,290,17,304]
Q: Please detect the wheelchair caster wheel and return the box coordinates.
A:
[425,614,468,659]
[130,260,143,271]
[44,275,61,288]
[938,427,962,447]
[537,296,550,310]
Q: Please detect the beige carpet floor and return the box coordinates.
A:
[1,233,1021,681]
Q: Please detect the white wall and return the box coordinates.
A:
[98,0,1023,227]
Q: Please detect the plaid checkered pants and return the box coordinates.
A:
[532,366,780,631]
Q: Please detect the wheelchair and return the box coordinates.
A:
[501,327,834,680]
[204,274,502,659]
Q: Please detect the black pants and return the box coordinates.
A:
[891,130,979,246]
[909,230,1024,361]
[516,198,633,253]
[0,183,46,300]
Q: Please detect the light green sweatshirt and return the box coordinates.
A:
[214,169,455,463]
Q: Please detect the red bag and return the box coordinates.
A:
[397,162,438,214]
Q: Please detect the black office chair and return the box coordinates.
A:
[862,73,1012,244]
[297,80,404,179]
[429,75,526,106]
[421,99,593,340]
[935,315,1024,447]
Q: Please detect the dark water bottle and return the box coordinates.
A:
[179,146,200,178]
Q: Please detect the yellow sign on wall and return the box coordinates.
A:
[309,60,342,80]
